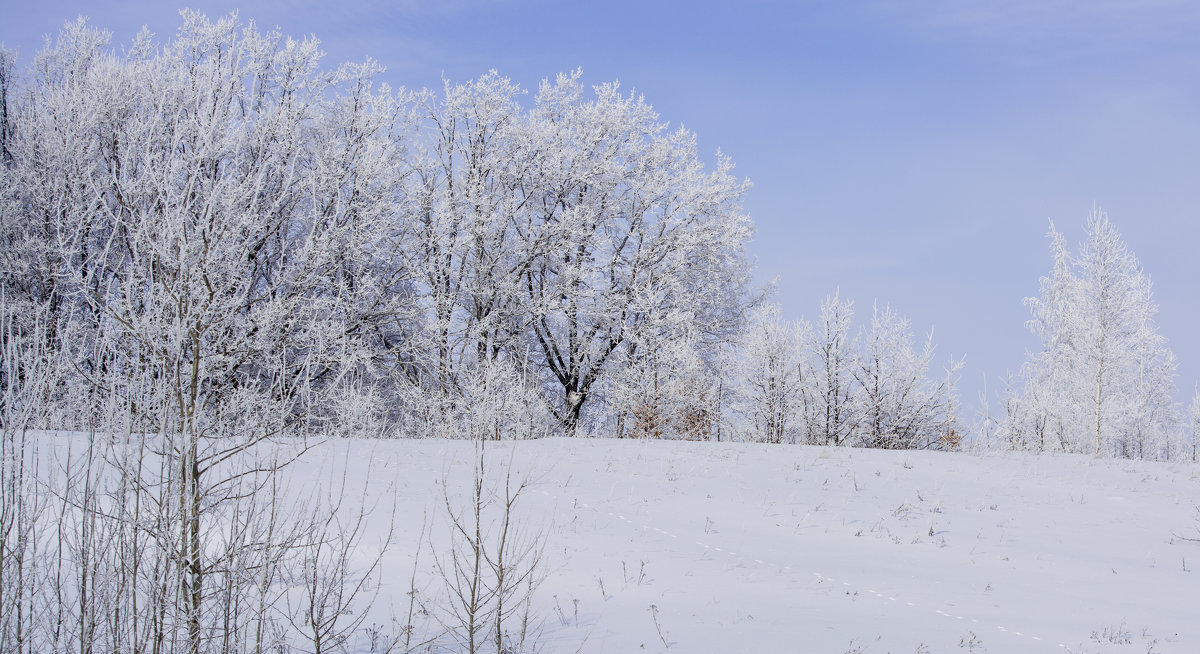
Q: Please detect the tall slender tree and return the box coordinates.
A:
[802,291,858,446]
[732,303,805,444]
[1189,388,1200,462]
[1018,210,1180,458]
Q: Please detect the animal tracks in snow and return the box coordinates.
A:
[553,487,1064,651]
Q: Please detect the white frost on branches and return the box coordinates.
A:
[729,296,962,449]
[1011,210,1181,459]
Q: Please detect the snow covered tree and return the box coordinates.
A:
[385,70,756,439]
[1189,388,1200,462]
[407,72,533,414]
[0,300,64,653]
[854,303,962,450]
[3,13,419,424]
[516,71,753,435]
[0,14,417,652]
[800,291,859,446]
[1019,210,1180,459]
[730,303,805,444]
[724,291,964,450]
[608,328,714,439]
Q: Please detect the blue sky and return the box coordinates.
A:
[4,1,1198,413]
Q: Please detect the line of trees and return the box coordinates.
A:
[0,13,754,441]
[730,295,963,449]
[0,13,760,653]
[4,15,1192,456]
[0,15,1194,457]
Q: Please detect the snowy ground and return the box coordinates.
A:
[293,437,1200,654]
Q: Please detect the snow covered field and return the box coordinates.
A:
[299,438,1200,653]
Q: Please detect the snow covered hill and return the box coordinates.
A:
[303,438,1200,653]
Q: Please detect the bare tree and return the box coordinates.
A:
[0,301,61,654]
[433,361,548,653]
[291,456,395,654]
